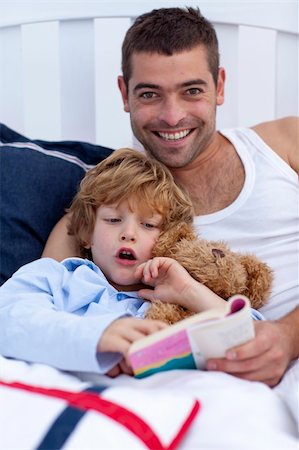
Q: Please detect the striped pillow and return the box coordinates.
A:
[0,123,113,284]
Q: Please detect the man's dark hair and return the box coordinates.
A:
[121,7,219,87]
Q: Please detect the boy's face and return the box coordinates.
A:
[118,45,225,169]
[87,199,162,290]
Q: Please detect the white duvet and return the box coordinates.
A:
[0,355,298,450]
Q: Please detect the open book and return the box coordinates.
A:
[128,295,255,378]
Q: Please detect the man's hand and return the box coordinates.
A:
[207,318,297,386]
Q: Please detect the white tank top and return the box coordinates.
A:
[193,127,298,320]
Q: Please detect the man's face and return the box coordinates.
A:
[118,45,225,169]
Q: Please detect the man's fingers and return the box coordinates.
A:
[226,329,271,361]
[207,348,286,386]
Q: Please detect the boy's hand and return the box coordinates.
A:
[136,257,226,313]
[136,257,194,306]
[98,317,167,360]
[106,358,133,377]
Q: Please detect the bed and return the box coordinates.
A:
[0,1,298,448]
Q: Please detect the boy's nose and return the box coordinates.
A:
[120,225,136,242]
[120,233,136,242]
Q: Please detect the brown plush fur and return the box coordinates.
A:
[145,222,273,325]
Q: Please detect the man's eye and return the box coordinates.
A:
[186,88,202,96]
[140,92,157,99]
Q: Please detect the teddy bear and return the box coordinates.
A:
[145,222,273,325]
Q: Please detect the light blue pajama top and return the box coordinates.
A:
[0,257,149,374]
[0,257,263,374]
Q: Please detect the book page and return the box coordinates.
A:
[188,309,255,369]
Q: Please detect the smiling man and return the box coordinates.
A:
[118,47,223,172]
[116,7,299,387]
[43,7,298,389]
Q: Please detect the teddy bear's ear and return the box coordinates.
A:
[239,255,273,309]
[152,222,196,257]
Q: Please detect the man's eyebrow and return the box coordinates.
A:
[133,83,160,93]
[181,79,208,87]
[133,79,208,94]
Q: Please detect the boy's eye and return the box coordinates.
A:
[144,223,154,228]
[105,218,120,223]
[143,222,159,229]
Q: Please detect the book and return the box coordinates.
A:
[128,295,255,378]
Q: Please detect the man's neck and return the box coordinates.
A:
[171,132,245,216]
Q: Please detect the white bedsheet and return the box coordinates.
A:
[1,355,298,450]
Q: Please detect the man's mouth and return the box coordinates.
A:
[155,129,193,141]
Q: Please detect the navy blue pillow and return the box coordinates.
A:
[0,124,113,285]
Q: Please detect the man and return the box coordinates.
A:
[43,7,299,387]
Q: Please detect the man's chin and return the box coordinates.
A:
[147,150,193,169]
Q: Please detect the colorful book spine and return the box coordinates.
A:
[129,329,196,378]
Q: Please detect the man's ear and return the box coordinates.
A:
[216,67,225,106]
[118,76,130,112]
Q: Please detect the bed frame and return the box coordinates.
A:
[0,1,298,150]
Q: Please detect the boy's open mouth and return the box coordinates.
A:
[117,248,137,261]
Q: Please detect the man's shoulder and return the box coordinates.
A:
[251,116,298,138]
[251,117,299,173]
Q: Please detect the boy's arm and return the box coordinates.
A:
[0,259,159,374]
[42,213,82,260]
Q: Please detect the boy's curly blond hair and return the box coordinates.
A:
[68,148,194,250]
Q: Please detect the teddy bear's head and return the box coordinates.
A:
[145,222,273,325]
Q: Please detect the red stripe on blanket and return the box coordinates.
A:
[0,380,200,450]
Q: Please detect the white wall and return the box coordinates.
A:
[0,1,298,148]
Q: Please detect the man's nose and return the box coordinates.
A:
[158,96,186,127]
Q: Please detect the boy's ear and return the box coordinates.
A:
[81,233,92,250]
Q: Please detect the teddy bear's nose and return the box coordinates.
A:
[212,248,225,258]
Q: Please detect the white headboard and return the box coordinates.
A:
[0,0,298,149]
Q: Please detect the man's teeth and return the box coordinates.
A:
[158,130,191,141]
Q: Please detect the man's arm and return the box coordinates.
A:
[252,116,299,174]
[207,307,299,386]
[42,213,81,260]
[226,116,298,385]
